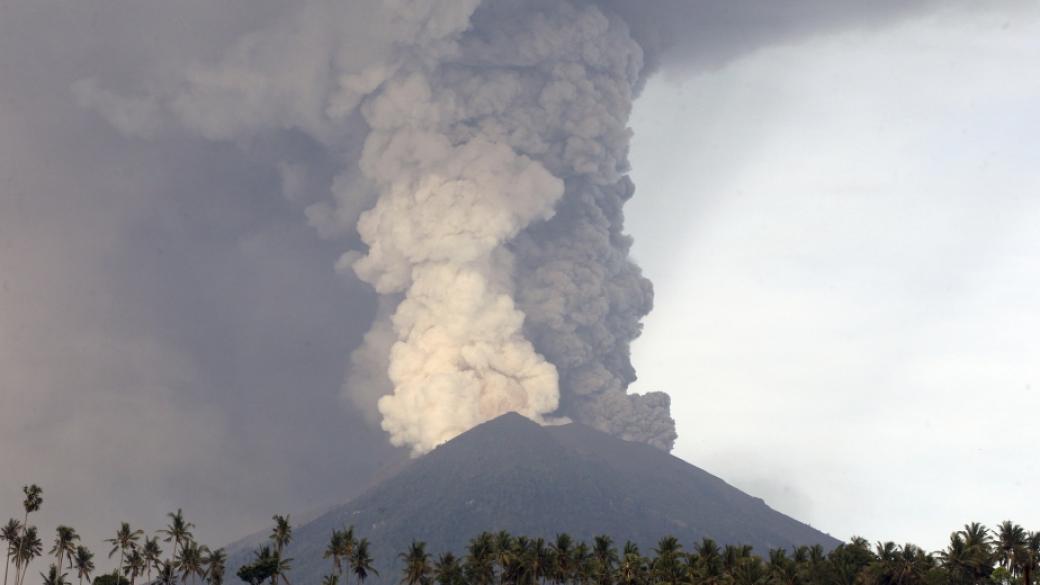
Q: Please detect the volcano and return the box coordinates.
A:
[230,413,838,583]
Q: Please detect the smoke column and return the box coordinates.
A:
[339,0,675,453]
[78,0,677,454]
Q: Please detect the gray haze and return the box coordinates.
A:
[628,4,1040,549]
[0,0,1029,566]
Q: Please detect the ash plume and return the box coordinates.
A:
[340,0,676,453]
[77,0,678,454]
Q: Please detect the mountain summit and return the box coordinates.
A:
[234,413,837,583]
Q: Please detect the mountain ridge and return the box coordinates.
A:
[229,413,838,584]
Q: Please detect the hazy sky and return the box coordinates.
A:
[1,0,1036,566]
[628,5,1040,550]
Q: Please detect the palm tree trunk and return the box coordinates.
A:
[13,512,28,585]
[15,561,26,585]
[173,539,180,585]
[15,556,27,585]
[4,549,11,585]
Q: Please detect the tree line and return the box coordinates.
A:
[326,525,1038,585]
[6,484,1040,585]
[2,485,224,585]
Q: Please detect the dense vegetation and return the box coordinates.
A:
[5,484,1040,585]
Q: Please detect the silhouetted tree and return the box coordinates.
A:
[350,539,376,585]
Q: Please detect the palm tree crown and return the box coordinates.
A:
[15,486,43,585]
[205,548,227,585]
[399,541,431,585]
[142,537,163,582]
[106,524,142,561]
[159,510,195,564]
[71,547,94,585]
[270,517,292,557]
[350,539,376,585]
[50,526,79,577]
[41,564,69,585]
[174,540,208,585]
[433,553,461,585]
[14,526,42,585]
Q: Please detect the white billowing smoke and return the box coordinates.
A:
[77,0,677,454]
[350,127,564,452]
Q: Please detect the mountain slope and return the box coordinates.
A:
[231,413,838,583]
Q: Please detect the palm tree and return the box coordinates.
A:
[693,538,722,582]
[238,547,273,585]
[350,539,376,585]
[996,521,1028,584]
[325,532,346,580]
[586,536,614,585]
[939,532,976,584]
[548,534,573,585]
[767,548,798,585]
[962,523,992,550]
[493,531,513,582]
[50,527,80,578]
[156,562,176,585]
[2,519,22,585]
[14,485,42,585]
[106,523,143,585]
[72,547,94,585]
[898,543,935,584]
[123,548,146,585]
[572,543,591,585]
[245,546,286,585]
[270,517,292,557]
[509,536,533,585]
[650,536,685,585]
[339,528,357,585]
[530,538,549,585]
[955,523,994,583]
[142,538,163,582]
[1022,532,1040,585]
[465,534,495,585]
[433,554,462,585]
[730,555,767,585]
[617,543,644,585]
[14,525,42,585]
[205,548,226,585]
[174,541,208,585]
[399,541,431,585]
[41,564,69,585]
[160,511,195,566]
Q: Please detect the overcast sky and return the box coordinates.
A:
[1,0,1037,565]
[628,5,1040,550]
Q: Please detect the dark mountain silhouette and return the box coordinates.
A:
[230,413,838,583]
